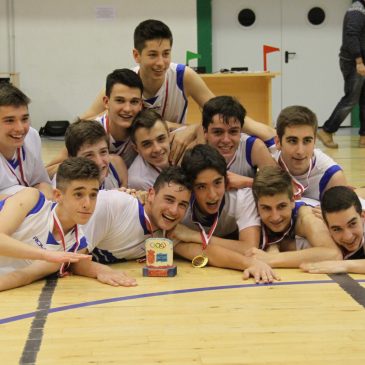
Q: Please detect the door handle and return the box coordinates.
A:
[285,51,296,63]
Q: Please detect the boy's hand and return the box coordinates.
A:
[97,270,137,287]
[42,251,92,264]
[243,259,281,284]
[300,261,347,274]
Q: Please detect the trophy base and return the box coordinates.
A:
[143,265,177,277]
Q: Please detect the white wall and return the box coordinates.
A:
[8,0,197,129]
[0,0,9,71]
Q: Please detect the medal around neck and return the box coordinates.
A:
[192,253,208,268]
[143,237,177,277]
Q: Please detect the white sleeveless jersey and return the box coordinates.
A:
[273,148,342,200]
[83,190,160,263]
[0,127,51,195]
[0,192,88,274]
[127,155,160,191]
[96,112,137,168]
[182,188,260,237]
[228,133,258,177]
[133,63,188,124]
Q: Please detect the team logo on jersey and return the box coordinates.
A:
[32,236,44,248]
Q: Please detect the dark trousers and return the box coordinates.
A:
[323,58,365,136]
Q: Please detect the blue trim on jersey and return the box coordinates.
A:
[26,192,45,216]
[319,165,342,199]
[69,236,88,252]
[264,137,275,148]
[138,201,150,235]
[7,158,18,168]
[245,136,256,168]
[176,64,185,92]
[109,163,121,187]
[0,198,7,211]
[176,64,188,123]
[293,201,305,219]
[46,231,60,246]
[22,146,26,160]
[145,96,158,105]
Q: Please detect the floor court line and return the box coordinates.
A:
[19,277,58,365]
[2,277,365,326]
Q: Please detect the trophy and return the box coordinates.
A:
[143,237,177,277]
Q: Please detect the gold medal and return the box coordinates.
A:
[191,254,208,268]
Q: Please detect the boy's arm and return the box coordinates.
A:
[71,250,137,287]
[247,246,342,268]
[0,188,90,263]
[183,66,214,110]
[34,182,54,201]
[168,224,260,255]
[250,138,277,170]
[80,89,106,120]
[324,170,348,192]
[241,116,276,141]
[301,260,365,274]
[174,241,279,283]
[0,261,60,291]
[169,125,204,165]
[296,206,342,251]
[245,206,342,268]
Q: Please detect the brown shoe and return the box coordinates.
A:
[317,129,338,148]
[359,136,365,148]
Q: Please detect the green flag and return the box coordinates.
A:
[186,50,201,65]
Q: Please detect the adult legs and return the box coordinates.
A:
[358,81,365,136]
[323,58,364,133]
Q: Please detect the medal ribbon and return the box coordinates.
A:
[261,219,293,251]
[103,114,131,157]
[5,148,29,186]
[191,199,220,250]
[52,208,80,277]
[143,210,165,238]
[278,153,314,200]
[226,149,238,170]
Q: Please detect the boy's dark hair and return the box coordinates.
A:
[105,68,143,97]
[202,95,246,130]
[181,144,227,184]
[130,109,168,144]
[252,166,293,202]
[0,83,30,107]
[134,19,173,52]
[321,186,362,224]
[56,157,100,191]
[153,166,192,193]
[276,105,318,142]
[65,119,109,157]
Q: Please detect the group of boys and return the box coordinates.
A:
[0,19,364,292]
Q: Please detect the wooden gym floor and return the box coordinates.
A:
[1,130,365,365]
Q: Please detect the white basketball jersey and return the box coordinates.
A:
[182,188,260,237]
[0,127,51,195]
[133,63,188,124]
[228,133,257,177]
[83,190,159,263]
[273,148,342,200]
[128,155,160,191]
[0,192,88,274]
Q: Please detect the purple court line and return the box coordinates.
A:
[2,278,365,325]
